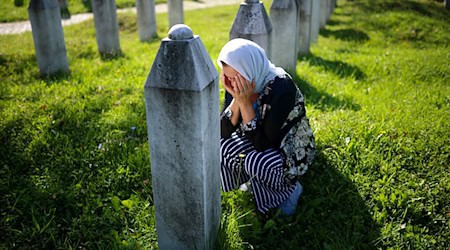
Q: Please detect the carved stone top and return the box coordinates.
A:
[168,24,194,40]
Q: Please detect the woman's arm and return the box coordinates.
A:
[245,78,297,151]
[221,92,239,138]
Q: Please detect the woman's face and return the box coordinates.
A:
[222,65,239,88]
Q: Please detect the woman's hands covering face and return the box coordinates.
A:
[221,71,255,102]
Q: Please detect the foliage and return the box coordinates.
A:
[1,0,449,248]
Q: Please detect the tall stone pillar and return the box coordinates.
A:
[144,24,221,250]
[270,0,297,72]
[326,0,332,21]
[136,0,157,41]
[320,0,328,28]
[92,0,121,57]
[168,0,183,28]
[57,0,70,19]
[310,0,321,44]
[28,0,69,75]
[297,0,312,56]
[230,0,273,58]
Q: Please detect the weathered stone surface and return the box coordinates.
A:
[297,0,312,56]
[270,0,297,72]
[230,0,272,58]
[310,0,321,43]
[168,0,183,28]
[136,0,157,42]
[326,0,332,21]
[144,24,220,250]
[92,0,121,56]
[28,0,69,75]
[320,0,328,28]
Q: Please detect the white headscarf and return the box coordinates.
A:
[217,38,288,93]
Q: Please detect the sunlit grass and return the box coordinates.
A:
[0,0,167,23]
[1,0,449,248]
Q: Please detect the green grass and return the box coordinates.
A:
[1,0,449,248]
[0,0,167,23]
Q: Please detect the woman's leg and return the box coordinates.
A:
[220,133,254,192]
[244,148,296,213]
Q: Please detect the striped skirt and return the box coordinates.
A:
[220,133,296,213]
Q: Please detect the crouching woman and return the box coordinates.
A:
[218,38,316,216]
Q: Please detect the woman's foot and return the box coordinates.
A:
[279,181,303,216]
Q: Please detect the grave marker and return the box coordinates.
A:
[136,0,157,42]
[270,0,298,72]
[230,0,273,58]
[28,0,69,75]
[92,0,121,57]
[144,24,221,250]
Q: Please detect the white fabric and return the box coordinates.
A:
[217,38,288,93]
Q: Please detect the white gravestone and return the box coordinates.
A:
[28,0,69,75]
[136,0,157,42]
[326,0,332,21]
[270,0,298,73]
[320,0,328,28]
[230,0,273,58]
[297,0,312,56]
[144,24,221,250]
[310,0,321,44]
[92,0,121,57]
[168,0,183,28]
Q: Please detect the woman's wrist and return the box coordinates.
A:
[229,99,240,126]
[239,101,256,124]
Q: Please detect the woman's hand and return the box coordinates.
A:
[233,74,255,106]
[221,71,236,97]
[220,70,256,125]
[233,74,256,124]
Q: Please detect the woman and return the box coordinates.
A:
[218,38,316,216]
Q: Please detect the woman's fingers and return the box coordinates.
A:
[235,74,252,94]
[221,71,236,96]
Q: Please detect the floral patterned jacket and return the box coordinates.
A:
[278,82,316,184]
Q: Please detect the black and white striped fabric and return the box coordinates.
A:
[220,132,296,213]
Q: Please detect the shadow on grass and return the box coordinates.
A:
[340,0,450,47]
[359,0,450,19]
[0,53,71,84]
[100,50,126,61]
[320,28,370,43]
[300,53,366,80]
[72,46,98,60]
[235,149,381,249]
[0,87,151,248]
[0,54,37,75]
[324,19,347,26]
[291,70,361,112]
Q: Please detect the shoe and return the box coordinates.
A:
[239,182,252,192]
[279,181,303,216]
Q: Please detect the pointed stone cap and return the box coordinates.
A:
[145,25,218,92]
[231,1,272,35]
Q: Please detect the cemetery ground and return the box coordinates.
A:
[0,0,449,248]
[0,0,166,23]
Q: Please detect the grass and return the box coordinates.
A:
[0,0,167,23]
[1,0,449,248]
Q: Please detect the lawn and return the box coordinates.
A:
[0,0,167,23]
[1,0,449,249]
